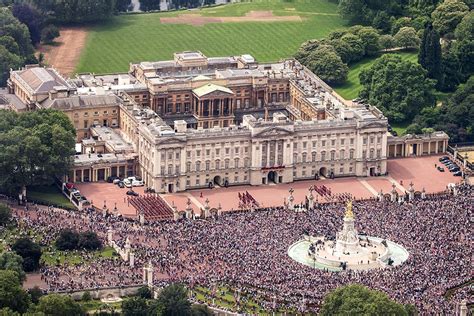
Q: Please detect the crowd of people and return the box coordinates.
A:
[10,184,473,313]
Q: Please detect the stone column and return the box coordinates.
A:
[81,169,84,182]
[274,140,278,166]
[204,198,210,218]
[288,188,295,210]
[107,229,113,245]
[390,183,397,202]
[217,203,222,216]
[408,182,415,201]
[129,252,135,268]
[185,198,193,219]
[378,189,384,202]
[266,141,271,167]
[172,202,179,221]
[460,300,468,316]
[147,262,154,287]
[124,237,131,260]
[421,187,426,200]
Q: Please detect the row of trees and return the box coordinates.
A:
[56,229,102,251]
[0,7,37,86]
[139,0,216,12]
[0,109,75,197]
[294,25,419,84]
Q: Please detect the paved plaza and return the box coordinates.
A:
[75,155,461,217]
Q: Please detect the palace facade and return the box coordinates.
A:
[3,51,449,193]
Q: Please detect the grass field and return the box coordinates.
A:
[334,50,419,100]
[27,185,75,209]
[76,0,347,73]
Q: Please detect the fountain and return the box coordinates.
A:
[288,201,409,271]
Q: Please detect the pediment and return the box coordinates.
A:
[156,137,186,145]
[197,90,234,98]
[254,126,293,138]
[361,121,387,130]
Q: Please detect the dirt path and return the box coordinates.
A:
[37,27,88,76]
[161,10,302,26]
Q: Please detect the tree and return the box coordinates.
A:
[356,27,381,56]
[139,0,161,12]
[294,40,321,65]
[319,284,410,316]
[41,25,60,44]
[12,3,44,46]
[306,45,349,85]
[441,49,462,91]
[55,229,79,251]
[359,54,436,123]
[116,0,132,12]
[372,11,392,33]
[28,286,44,304]
[81,291,91,302]
[122,297,148,316]
[328,39,354,63]
[0,204,11,226]
[0,252,25,283]
[157,283,191,316]
[419,24,442,87]
[391,17,412,35]
[0,270,31,314]
[0,8,35,59]
[338,0,372,24]
[0,45,23,86]
[136,286,152,299]
[440,76,474,141]
[36,294,84,316]
[340,34,365,62]
[12,237,42,272]
[453,12,474,80]
[379,35,396,51]
[78,231,102,251]
[0,110,75,196]
[432,0,469,36]
[394,27,420,49]
[191,304,213,316]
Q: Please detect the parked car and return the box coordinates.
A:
[124,181,132,188]
[126,190,139,196]
[113,178,122,184]
[439,156,450,162]
[132,180,144,187]
[107,176,119,183]
[118,181,125,188]
[453,171,462,176]
[449,166,460,172]
[442,160,453,165]
[437,166,445,172]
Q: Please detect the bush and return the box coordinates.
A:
[28,286,44,304]
[78,231,102,251]
[136,286,152,299]
[41,24,60,44]
[55,229,80,251]
[12,237,42,272]
[0,204,12,226]
[81,291,92,302]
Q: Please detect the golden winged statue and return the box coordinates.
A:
[345,200,354,218]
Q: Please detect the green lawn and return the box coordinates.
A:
[76,0,347,73]
[41,246,117,266]
[27,185,75,209]
[391,121,410,136]
[334,50,419,100]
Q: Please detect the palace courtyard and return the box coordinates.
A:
[75,155,460,217]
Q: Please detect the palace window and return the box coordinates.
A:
[225,159,230,169]
[168,165,173,175]
[302,153,307,163]
[322,140,326,147]
[340,149,345,159]
[321,151,326,161]
[186,162,191,172]
[205,161,210,171]
[234,158,239,168]
[312,152,317,162]
[196,161,201,172]
[216,160,220,169]
[341,139,345,145]
[350,150,354,159]
[350,138,354,145]
[330,151,335,160]
[377,149,381,158]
